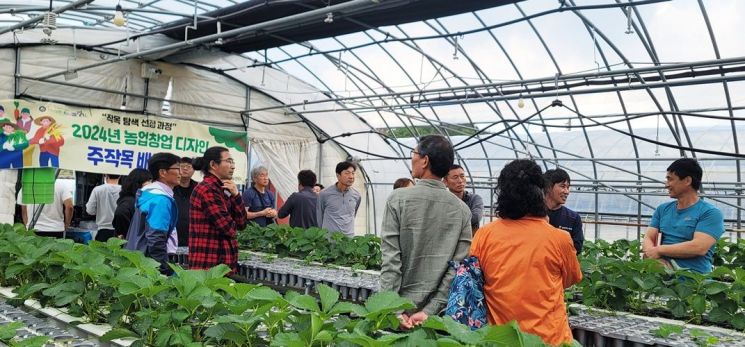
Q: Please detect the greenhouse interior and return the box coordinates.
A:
[0,0,744,346]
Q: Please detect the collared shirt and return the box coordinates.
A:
[173,180,197,247]
[547,205,584,255]
[189,173,247,274]
[242,185,276,227]
[380,179,473,315]
[317,183,361,237]
[461,191,484,232]
[277,186,318,229]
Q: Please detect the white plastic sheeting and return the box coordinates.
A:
[8,46,168,114]
[0,29,411,234]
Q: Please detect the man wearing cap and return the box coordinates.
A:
[16,108,33,133]
[0,118,29,169]
[29,115,64,167]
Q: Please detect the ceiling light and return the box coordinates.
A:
[324,12,334,24]
[113,4,126,27]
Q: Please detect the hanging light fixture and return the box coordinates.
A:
[324,12,334,23]
[112,4,126,27]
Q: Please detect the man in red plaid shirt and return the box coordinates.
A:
[188,146,247,274]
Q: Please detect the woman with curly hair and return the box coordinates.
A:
[469,159,581,346]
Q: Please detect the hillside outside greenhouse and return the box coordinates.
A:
[0,0,744,346]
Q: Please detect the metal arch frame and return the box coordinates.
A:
[243,1,743,232]
[696,0,742,228]
[3,0,743,232]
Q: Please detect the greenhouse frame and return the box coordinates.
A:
[1,0,744,346]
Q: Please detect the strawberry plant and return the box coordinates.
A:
[0,222,553,346]
[237,223,382,270]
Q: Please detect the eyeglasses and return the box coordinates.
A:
[410,149,423,157]
[166,166,181,172]
[218,158,235,165]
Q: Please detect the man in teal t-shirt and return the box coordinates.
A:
[642,158,725,274]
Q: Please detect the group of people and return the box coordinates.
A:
[14,133,725,345]
[380,135,724,345]
[241,161,362,237]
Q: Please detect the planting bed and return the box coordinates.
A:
[169,248,379,302]
[0,296,104,347]
[569,306,745,347]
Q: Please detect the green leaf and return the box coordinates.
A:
[101,328,139,341]
[317,283,339,313]
[690,295,707,315]
[315,330,333,342]
[421,316,447,332]
[667,300,688,318]
[704,282,728,295]
[393,329,432,346]
[287,294,320,312]
[364,291,415,317]
[652,324,683,338]
[731,313,745,330]
[479,321,524,345]
[247,286,284,303]
[11,335,51,347]
[337,332,379,347]
[270,333,306,347]
[0,321,23,340]
[436,337,463,347]
[330,301,367,316]
[441,316,482,345]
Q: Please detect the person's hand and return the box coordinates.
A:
[398,313,414,330]
[408,311,428,327]
[267,208,278,218]
[221,180,239,197]
[3,142,13,151]
[38,138,46,144]
[643,245,662,259]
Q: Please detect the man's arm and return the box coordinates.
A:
[641,227,660,257]
[379,200,402,293]
[316,193,326,228]
[63,198,73,230]
[572,215,584,254]
[277,194,295,219]
[470,194,484,231]
[655,232,717,258]
[85,188,97,215]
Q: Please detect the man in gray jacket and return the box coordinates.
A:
[380,135,472,329]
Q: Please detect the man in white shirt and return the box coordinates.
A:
[17,179,75,238]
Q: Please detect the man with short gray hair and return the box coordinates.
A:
[242,165,277,227]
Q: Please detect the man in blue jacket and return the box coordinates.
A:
[125,153,181,275]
